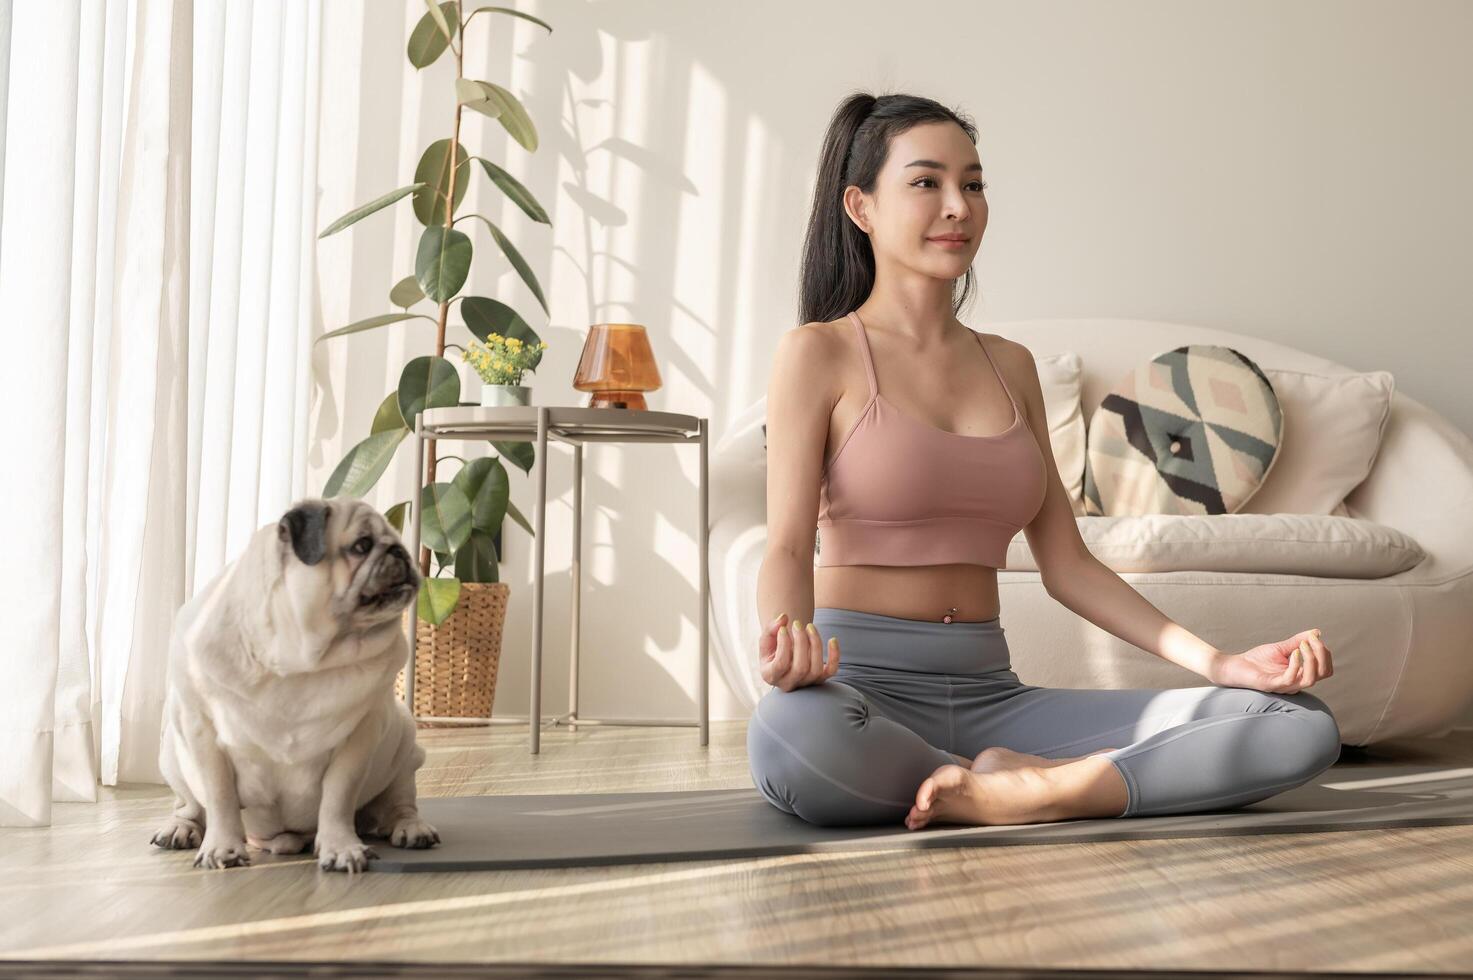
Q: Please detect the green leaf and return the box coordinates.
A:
[492,439,535,476]
[416,224,473,302]
[323,428,408,498]
[420,481,473,554]
[459,99,503,124]
[397,355,461,429]
[407,1,459,69]
[389,275,425,309]
[464,5,554,34]
[318,184,424,238]
[371,391,407,434]
[464,214,546,315]
[455,78,502,118]
[412,139,471,226]
[505,496,534,536]
[451,456,510,532]
[460,297,542,367]
[454,528,501,583]
[460,296,522,341]
[313,312,436,346]
[474,157,549,224]
[385,501,410,534]
[417,577,462,626]
[423,0,453,39]
[456,80,538,152]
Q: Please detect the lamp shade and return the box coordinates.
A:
[572,322,662,409]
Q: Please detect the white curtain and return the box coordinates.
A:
[0,0,322,828]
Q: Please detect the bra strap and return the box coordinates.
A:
[846,311,879,398]
[972,330,1019,414]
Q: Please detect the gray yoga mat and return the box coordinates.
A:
[373,756,1473,872]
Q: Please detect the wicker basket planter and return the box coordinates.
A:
[395,582,509,727]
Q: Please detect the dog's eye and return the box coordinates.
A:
[353,536,374,555]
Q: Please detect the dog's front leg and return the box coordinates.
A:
[177,714,251,869]
[313,711,381,873]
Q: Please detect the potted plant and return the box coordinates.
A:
[467,332,548,406]
[313,0,555,721]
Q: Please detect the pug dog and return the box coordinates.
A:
[150,497,441,872]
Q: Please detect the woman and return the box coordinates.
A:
[748,91,1341,830]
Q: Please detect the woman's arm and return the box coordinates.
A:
[1003,340,1228,681]
[756,324,837,632]
[757,548,815,634]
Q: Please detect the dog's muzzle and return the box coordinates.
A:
[360,545,418,607]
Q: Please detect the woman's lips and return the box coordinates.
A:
[928,237,970,249]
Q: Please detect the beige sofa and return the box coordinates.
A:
[710,318,1473,747]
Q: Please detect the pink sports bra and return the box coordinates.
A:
[815,310,1047,569]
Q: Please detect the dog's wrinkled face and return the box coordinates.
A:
[276,498,421,635]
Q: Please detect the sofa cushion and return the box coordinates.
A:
[1006,513,1424,578]
[1035,352,1088,517]
[1236,368,1396,516]
[1084,345,1283,516]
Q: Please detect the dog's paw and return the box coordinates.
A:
[389,815,441,849]
[313,831,378,873]
[192,835,251,869]
[150,816,203,850]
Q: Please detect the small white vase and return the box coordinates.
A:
[480,383,532,408]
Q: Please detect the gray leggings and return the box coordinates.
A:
[747,607,1343,827]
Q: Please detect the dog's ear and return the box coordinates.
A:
[277,501,333,566]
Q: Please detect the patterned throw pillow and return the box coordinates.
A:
[1083,345,1283,516]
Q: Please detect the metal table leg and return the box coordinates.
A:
[699,417,709,746]
[530,407,549,753]
[569,442,583,731]
[405,414,424,711]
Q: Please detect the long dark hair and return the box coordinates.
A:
[798,92,980,326]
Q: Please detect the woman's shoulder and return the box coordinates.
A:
[770,320,850,397]
[974,331,1045,402]
[796,315,853,338]
[968,326,1027,352]
[780,318,851,360]
[971,329,1035,365]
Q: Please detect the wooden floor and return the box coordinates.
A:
[1,721,1471,973]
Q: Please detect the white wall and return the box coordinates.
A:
[311,0,1473,727]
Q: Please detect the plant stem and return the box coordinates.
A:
[420,0,467,580]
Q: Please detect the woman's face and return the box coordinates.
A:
[844,120,987,279]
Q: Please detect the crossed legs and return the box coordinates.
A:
[748,674,1342,828]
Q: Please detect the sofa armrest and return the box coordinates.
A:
[1344,392,1473,583]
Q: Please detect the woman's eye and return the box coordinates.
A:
[911,177,987,191]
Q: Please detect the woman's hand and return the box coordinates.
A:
[1209,628,1334,694]
[758,613,840,692]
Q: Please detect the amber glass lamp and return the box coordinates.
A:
[572,322,662,409]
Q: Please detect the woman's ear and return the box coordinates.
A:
[842,185,870,234]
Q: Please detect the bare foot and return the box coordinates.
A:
[906,763,1059,830]
[970,746,1118,775]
